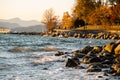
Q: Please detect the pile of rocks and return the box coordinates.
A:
[42,31,120,40]
[55,40,120,76]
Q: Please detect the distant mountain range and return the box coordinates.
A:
[12,25,47,33]
[0,18,47,32]
[0,17,41,27]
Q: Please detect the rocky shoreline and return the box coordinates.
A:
[9,30,120,40]
[54,40,120,78]
[42,30,120,40]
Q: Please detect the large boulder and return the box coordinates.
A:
[111,64,120,76]
[82,56,101,64]
[72,51,86,58]
[104,42,117,54]
[80,46,93,54]
[93,46,102,53]
[65,58,80,67]
[97,50,115,62]
[114,44,120,55]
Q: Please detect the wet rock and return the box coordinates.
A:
[112,72,120,76]
[86,68,102,72]
[114,44,120,55]
[55,51,64,56]
[104,42,116,54]
[74,66,85,69]
[73,33,78,38]
[86,63,102,72]
[96,75,103,78]
[93,46,102,53]
[80,46,93,54]
[97,50,115,62]
[103,73,109,76]
[86,50,97,57]
[82,56,101,64]
[112,64,120,73]
[87,63,108,69]
[82,56,92,64]
[115,55,120,64]
[103,69,115,74]
[65,58,80,67]
[102,60,114,65]
[72,51,85,58]
[64,33,69,38]
[43,68,48,70]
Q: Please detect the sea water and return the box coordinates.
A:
[0,34,118,80]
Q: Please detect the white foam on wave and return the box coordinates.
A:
[32,52,63,64]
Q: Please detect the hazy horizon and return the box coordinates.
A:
[0,0,74,21]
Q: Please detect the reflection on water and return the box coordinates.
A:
[0,34,115,80]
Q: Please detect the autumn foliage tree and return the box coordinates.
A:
[41,8,58,31]
[111,3,120,24]
[73,0,96,22]
[62,12,73,29]
[89,6,112,25]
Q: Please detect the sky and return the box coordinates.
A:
[0,0,75,21]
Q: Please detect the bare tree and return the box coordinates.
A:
[41,8,58,31]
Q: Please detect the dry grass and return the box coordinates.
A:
[75,25,120,31]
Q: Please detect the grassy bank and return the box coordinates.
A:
[55,25,120,34]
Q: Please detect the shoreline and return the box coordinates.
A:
[5,29,120,40]
[56,40,120,78]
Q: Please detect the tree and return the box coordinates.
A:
[41,8,58,31]
[111,3,120,24]
[73,0,96,22]
[62,12,73,29]
[89,6,112,26]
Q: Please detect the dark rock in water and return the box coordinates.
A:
[43,68,48,70]
[82,56,101,64]
[74,66,85,69]
[97,75,103,78]
[72,51,86,58]
[65,58,80,67]
[86,50,97,57]
[55,51,64,56]
[86,68,102,72]
[73,33,78,38]
[102,60,114,65]
[82,56,93,64]
[86,63,102,72]
[80,46,93,54]
[103,73,109,76]
[97,50,115,62]
[103,69,115,74]
[89,57,101,63]
[112,72,120,76]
